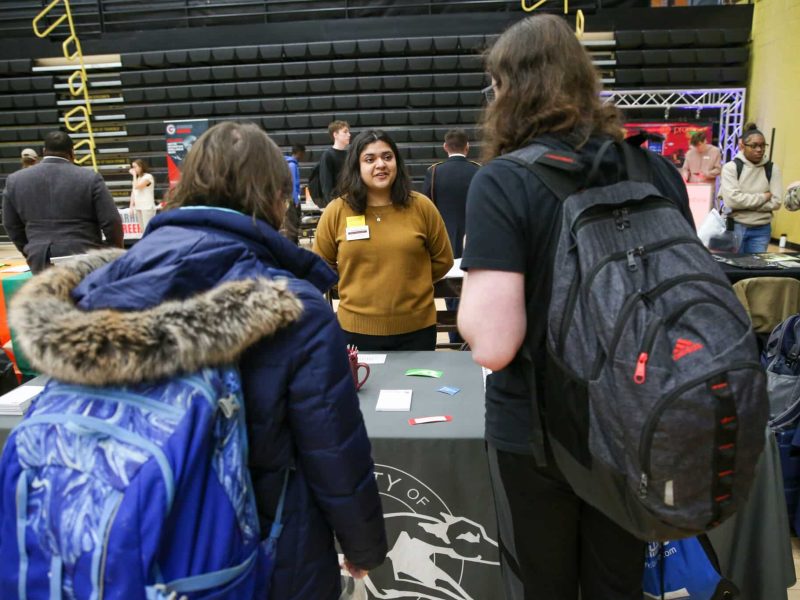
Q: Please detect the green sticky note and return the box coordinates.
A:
[405,368,443,378]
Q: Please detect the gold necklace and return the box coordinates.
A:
[369,205,391,222]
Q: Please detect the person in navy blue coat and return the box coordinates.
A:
[19,122,387,599]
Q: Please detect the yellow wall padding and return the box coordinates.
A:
[748,0,800,244]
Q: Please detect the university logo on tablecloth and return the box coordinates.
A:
[342,464,499,600]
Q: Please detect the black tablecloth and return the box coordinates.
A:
[355,351,501,599]
[714,252,800,284]
[0,355,794,599]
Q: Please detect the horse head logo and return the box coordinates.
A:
[346,464,499,600]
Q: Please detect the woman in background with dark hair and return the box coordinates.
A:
[313,129,453,351]
[128,158,156,231]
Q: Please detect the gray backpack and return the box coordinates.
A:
[504,140,768,541]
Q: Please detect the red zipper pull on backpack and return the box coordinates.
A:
[634,352,649,384]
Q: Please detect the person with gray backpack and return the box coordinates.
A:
[458,14,768,600]
[718,123,784,254]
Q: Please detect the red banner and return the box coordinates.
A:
[165,119,209,189]
[624,122,714,169]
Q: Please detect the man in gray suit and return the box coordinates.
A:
[2,131,123,273]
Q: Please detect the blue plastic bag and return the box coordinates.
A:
[643,535,738,599]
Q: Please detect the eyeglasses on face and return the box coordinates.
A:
[480,84,496,104]
[744,143,768,150]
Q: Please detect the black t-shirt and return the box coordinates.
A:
[319,147,348,204]
[461,135,693,455]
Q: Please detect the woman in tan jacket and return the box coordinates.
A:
[719,124,783,253]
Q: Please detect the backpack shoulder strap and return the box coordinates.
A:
[266,469,292,541]
[497,142,590,468]
[735,157,773,182]
[620,140,653,183]
[499,143,583,201]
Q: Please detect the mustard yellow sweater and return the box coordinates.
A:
[313,192,454,335]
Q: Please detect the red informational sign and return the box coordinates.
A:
[120,208,143,239]
[624,122,714,169]
[165,119,208,189]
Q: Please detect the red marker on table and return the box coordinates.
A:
[408,415,452,426]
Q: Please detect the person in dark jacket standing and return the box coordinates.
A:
[2,130,123,273]
[422,129,479,345]
[314,121,350,208]
[458,15,693,600]
[15,122,387,599]
[422,128,480,259]
[284,143,306,244]
[318,120,351,207]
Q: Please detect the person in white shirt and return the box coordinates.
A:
[129,159,156,232]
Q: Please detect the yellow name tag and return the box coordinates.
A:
[346,215,366,228]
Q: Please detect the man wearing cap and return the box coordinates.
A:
[20,148,38,169]
[3,130,123,273]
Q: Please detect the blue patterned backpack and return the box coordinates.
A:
[0,366,288,600]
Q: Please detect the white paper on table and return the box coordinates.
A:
[482,367,492,392]
[359,354,387,365]
[0,265,30,274]
[0,385,44,414]
[375,389,412,412]
[444,258,463,279]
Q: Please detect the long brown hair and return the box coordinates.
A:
[481,14,622,162]
[167,121,290,228]
[132,158,150,174]
[338,129,411,214]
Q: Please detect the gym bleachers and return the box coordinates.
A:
[0,12,752,213]
[613,28,749,87]
[108,31,621,198]
[0,56,131,209]
[108,34,497,197]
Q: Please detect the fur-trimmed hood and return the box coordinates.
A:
[8,249,304,386]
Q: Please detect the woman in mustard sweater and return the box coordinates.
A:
[313,129,454,350]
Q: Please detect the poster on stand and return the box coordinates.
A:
[165,119,208,189]
[624,122,714,169]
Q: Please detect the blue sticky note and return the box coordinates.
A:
[437,386,461,396]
